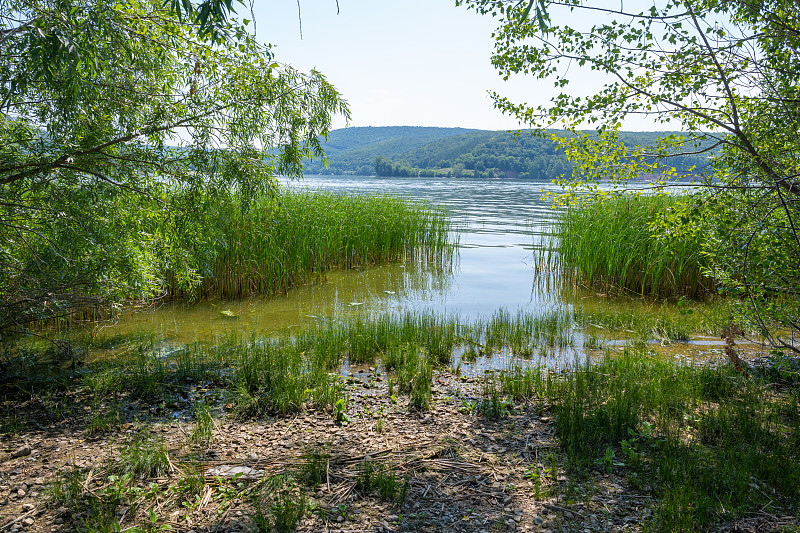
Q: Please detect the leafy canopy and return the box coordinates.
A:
[0,0,348,335]
[460,0,800,351]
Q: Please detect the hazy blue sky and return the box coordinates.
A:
[250,1,654,131]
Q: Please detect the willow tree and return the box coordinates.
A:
[0,0,348,337]
[460,0,800,351]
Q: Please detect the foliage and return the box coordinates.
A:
[304,126,709,178]
[461,0,800,349]
[550,194,714,299]
[545,350,800,530]
[171,188,453,299]
[0,0,347,336]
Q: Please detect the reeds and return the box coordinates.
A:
[168,188,454,299]
[548,194,714,299]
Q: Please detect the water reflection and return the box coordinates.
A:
[100,176,564,343]
[100,257,455,343]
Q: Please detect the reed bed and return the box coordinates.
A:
[548,194,714,299]
[169,189,454,299]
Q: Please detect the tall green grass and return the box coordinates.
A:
[169,188,454,299]
[549,194,713,299]
[546,351,800,530]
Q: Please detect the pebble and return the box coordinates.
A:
[22,502,34,511]
[9,446,31,459]
[533,516,544,525]
[22,517,35,526]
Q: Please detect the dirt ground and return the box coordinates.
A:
[1,362,798,533]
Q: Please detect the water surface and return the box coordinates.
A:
[102,176,563,343]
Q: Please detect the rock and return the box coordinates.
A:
[22,517,35,526]
[533,516,544,525]
[206,465,264,480]
[9,446,31,459]
[16,488,25,498]
[22,502,34,511]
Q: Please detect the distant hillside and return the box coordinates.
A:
[303,126,483,175]
[305,126,712,179]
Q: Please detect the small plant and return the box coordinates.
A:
[478,374,512,419]
[190,400,214,448]
[477,393,512,420]
[252,477,307,533]
[598,446,623,473]
[459,398,477,414]
[177,463,205,499]
[47,468,85,509]
[355,459,408,502]
[333,503,348,521]
[299,445,330,487]
[395,345,433,410]
[523,464,551,499]
[131,509,173,533]
[229,382,266,420]
[118,437,170,479]
[334,398,350,426]
[88,402,122,435]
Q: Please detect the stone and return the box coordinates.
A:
[206,465,264,480]
[9,446,31,459]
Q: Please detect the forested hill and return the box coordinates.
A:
[303,126,711,179]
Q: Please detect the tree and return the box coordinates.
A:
[374,156,393,176]
[0,0,348,337]
[459,0,800,351]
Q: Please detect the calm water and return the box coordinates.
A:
[100,176,564,343]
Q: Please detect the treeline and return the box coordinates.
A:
[305,127,712,179]
[373,133,571,178]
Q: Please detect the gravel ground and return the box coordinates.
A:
[1,361,797,533]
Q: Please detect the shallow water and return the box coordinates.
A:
[99,176,563,343]
[93,176,756,368]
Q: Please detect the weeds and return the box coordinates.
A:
[190,400,214,448]
[117,437,170,479]
[356,459,408,503]
[252,476,307,533]
[477,373,512,419]
[546,349,800,530]
[46,468,85,509]
[394,344,433,410]
[299,445,330,487]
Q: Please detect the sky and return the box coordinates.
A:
[248,1,656,132]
